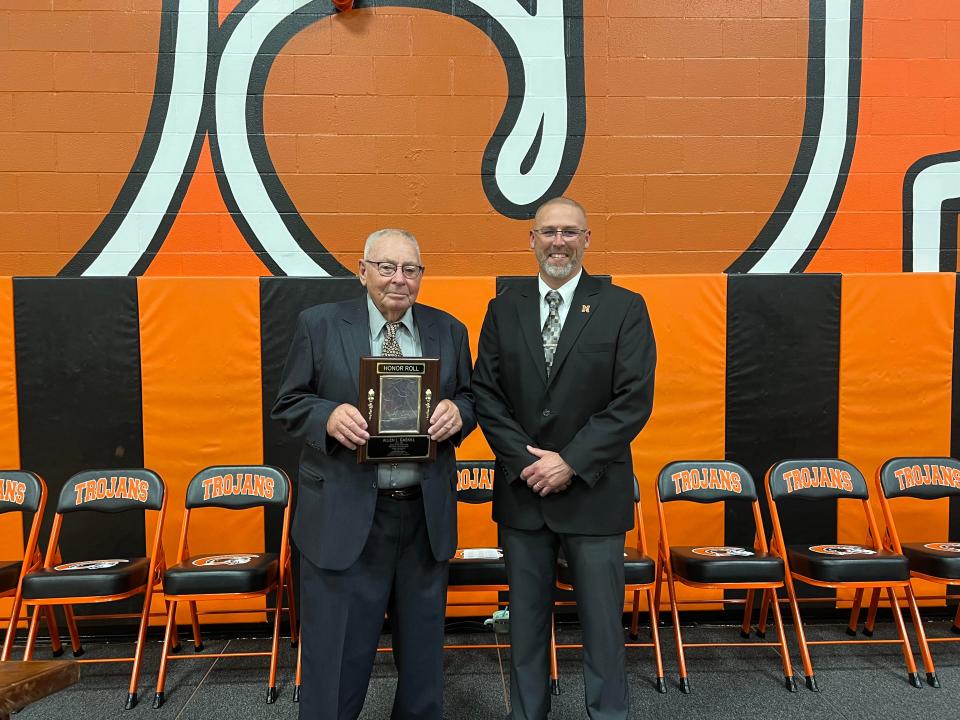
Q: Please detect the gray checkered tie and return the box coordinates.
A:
[382,321,403,358]
[542,291,562,378]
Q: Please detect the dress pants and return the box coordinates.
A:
[502,525,628,720]
[298,494,449,720]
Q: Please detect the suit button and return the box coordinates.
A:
[542,409,551,417]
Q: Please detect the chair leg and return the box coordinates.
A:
[645,588,666,693]
[22,605,43,661]
[43,606,63,658]
[266,588,283,704]
[846,588,864,636]
[285,573,299,648]
[740,589,755,639]
[952,595,960,634]
[902,583,938,687]
[864,588,881,636]
[293,641,301,702]
[188,601,203,652]
[628,588,641,641]
[154,600,179,708]
[663,565,689,693]
[1,591,24,661]
[549,615,560,695]
[885,587,921,688]
[782,574,817,691]
[166,600,181,653]
[63,605,83,656]
[126,586,156,709]
[757,589,771,638]
[768,589,797,692]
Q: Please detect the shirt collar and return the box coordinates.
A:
[538,269,582,309]
[367,294,415,338]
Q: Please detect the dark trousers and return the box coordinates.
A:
[502,526,627,720]
[299,495,449,720]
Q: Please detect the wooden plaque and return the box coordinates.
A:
[357,357,439,463]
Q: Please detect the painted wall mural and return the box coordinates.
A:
[2,0,959,276]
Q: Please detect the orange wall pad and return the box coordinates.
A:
[138,277,266,624]
[837,273,955,604]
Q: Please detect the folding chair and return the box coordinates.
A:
[153,465,296,708]
[446,461,511,707]
[870,455,960,687]
[656,460,795,693]
[19,468,166,709]
[554,476,666,694]
[0,471,47,662]
[766,458,921,691]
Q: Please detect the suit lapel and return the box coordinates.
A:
[547,272,602,387]
[516,279,548,386]
[414,305,439,360]
[340,296,371,391]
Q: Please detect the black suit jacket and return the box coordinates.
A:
[472,272,656,535]
[271,295,477,571]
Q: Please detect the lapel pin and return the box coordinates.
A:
[581,304,590,313]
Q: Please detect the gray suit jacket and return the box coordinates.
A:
[272,295,476,570]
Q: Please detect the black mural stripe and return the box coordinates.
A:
[725,274,841,601]
[260,278,362,599]
[14,278,145,618]
[949,274,960,542]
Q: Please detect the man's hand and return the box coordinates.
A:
[520,446,574,496]
[428,399,462,442]
[326,403,369,450]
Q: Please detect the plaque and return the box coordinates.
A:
[358,357,440,463]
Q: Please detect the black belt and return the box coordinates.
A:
[377,486,422,501]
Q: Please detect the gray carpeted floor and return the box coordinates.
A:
[12,618,960,719]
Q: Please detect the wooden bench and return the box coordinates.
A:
[0,661,79,719]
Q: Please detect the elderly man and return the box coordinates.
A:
[272,228,476,720]
[472,198,657,720]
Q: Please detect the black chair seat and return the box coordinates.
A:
[449,548,506,587]
[902,542,960,580]
[557,548,655,587]
[787,545,909,583]
[671,546,784,584]
[23,557,149,600]
[164,553,278,596]
[0,560,22,593]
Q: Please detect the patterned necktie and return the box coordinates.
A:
[542,290,562,378]
[382,321,403,357]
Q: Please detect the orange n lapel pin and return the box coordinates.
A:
[581,305,590,313]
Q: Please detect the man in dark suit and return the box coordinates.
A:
[272,228,476,720]
[472,198,656,720]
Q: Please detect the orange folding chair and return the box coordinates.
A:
[870,455,960,688]
[153,465,296,708]
[766,458,922,691]
[19,468,166,709]
[0,471,47,662]
[555,476,666,694]
[656,460,795,694]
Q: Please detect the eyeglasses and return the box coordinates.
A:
[532,227,587,241]
[362,259,424,279]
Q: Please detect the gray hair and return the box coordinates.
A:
[364,228,420,261]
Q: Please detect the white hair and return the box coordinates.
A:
[363,228,420,261]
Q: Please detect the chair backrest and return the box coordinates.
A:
[0,471,44,515]
[58,468,165,513]
[878,457,960,500]
[658,460,756,503]
[767,459,868,502]
[186,465,290,510]
[455,461,495,504]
